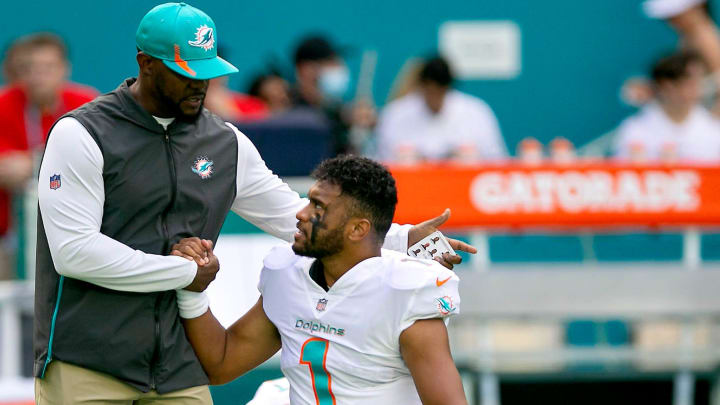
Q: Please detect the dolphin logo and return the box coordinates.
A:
[188,25,214,51]
[192,156,214,179]
[436,296,457,315]
[198,161,212,172]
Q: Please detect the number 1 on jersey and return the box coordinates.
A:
[300,337,336,405]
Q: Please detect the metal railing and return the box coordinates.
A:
[449,265,720,405]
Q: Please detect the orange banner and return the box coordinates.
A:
[390,163,720,229]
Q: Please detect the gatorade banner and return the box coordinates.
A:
[390,163,720,228]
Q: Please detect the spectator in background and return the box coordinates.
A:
[248,72,291,115]
[2,38,30,86]
[0,33,97,280]
[0,33,98,153]
[376,56,507,164]
[614,50,720,162]
[645,1,720,74]
[385,57,423,103]
[644,0,720,114]
[290,35,375,155]
[204,75,268,122]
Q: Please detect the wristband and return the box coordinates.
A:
[176,290,209,319]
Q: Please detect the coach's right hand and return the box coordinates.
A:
[172,237,220,292]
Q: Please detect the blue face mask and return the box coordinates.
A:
[319,66,350,101]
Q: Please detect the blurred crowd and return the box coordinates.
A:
[0,33,97,281]
[2,0,720,281]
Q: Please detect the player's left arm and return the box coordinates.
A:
[407,209,477,269]
[400,318,468,405]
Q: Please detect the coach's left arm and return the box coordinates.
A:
[224,124,474,269]
[400,318,468,405]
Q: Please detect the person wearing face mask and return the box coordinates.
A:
[290,35,373,155]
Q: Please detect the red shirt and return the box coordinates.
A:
[0,82,98,235]
[230,93,268,121]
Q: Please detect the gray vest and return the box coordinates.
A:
[34,78,238,393]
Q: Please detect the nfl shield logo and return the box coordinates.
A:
[316,298,328,312]
[49,174,61,190]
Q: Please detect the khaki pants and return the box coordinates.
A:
[35,361,213,404]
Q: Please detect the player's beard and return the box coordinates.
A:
[155,73,203,121]
[292,222,345,259]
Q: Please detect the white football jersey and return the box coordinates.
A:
[258,245,461,405]
[247,377,291,405]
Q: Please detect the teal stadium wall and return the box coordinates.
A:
[0,0,691,151]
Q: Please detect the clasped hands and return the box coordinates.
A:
[174,208,477,292]
[172,237,219,292]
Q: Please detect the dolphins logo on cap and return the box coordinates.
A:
[188,25,214,51]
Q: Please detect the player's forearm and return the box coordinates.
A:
[209,297,282,384]
[181,309,233,381]
[210,327,281,385]
[178,295,282,384]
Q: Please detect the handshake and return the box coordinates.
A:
[172,237,220,292]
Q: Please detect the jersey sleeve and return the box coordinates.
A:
[393,258,461,334]
[247,377,291,405]
[382,223,411,252]
[258,244,299,295]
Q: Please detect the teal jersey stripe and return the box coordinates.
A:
[40,275,65,378]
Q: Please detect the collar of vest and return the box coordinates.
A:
[114,78,204,134]
[107,78,166,134]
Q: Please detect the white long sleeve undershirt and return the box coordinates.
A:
[39,118,409,294]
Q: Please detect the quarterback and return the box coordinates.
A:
[175,156,467,404]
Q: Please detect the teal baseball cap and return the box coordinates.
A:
[136,2,238,80]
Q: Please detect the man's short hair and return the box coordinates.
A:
[651,50,703,84]
[419,56,453,87]
[294,35,336,65]
[3,32,68,83]
[311,155,397,241]
[22,32,68,60]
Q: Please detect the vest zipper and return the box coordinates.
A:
[161,130,178,254]
[150,294,162,390]
[151,129,177,390]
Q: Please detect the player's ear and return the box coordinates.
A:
[347,218,371,242]
[136,52,155,77]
